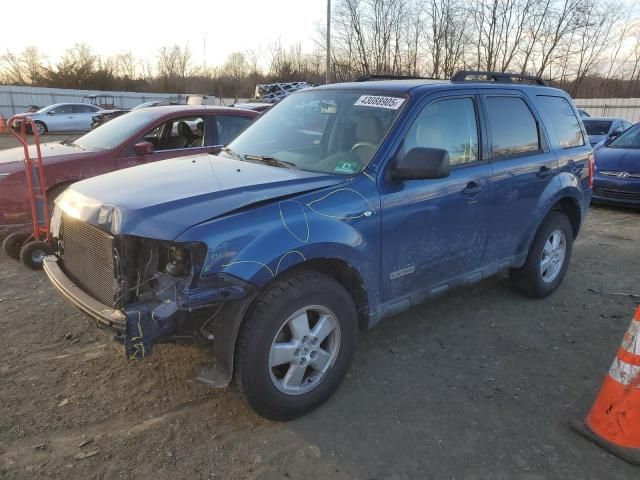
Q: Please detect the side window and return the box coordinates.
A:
[216,115,254,145]
[400,97,479,166]
[73,105,96,114]
[535,95,585,148]
[137,116,205,152]
[486,96,540,158]
[52,105,74,114]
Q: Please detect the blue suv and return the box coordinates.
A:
[44,71,593,420]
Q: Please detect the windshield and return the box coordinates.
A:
[72,110,157,150]
[608,123,640,149]
[583,120,612,136]
[226,89,406,174]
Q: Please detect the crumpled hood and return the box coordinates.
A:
[595,147,640,173]
[0,142,97,169]
[56,154,348,240]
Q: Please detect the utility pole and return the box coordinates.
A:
[326,0,331,84]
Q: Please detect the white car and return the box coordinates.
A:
[15,103,103,135]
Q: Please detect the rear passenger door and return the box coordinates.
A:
[73,105,99,131]
[480,92,559,264]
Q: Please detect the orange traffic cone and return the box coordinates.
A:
[0,114,5,134]
[571,305,640,465]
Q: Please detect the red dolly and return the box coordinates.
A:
[1,114,53,269]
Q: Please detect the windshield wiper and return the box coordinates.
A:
[244,154,297,169]
[219,146,243,161]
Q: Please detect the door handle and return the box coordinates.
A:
[462,182,483,195]
[537,166,554,178]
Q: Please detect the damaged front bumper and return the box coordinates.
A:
[43,255,256,382]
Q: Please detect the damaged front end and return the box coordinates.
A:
[44,212,255,371]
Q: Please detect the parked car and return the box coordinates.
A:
[0,105,258,241]
[592,121,640,207]
[232,102,273,113]
[11,103,104,135]
[582,117,632,147]
[90,99,182,130]
[43,71,593,420]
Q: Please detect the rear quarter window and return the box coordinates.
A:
[536,96,585,148]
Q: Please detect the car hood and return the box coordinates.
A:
[0,142,98,170]
[595,147,640,173]
[55,154,348,240]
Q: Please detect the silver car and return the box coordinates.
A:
[16,103,103,135]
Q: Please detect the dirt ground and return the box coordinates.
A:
[0,133,639,478]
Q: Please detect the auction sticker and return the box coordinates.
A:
[354,95,405,110]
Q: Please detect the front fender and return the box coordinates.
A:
[176,177,382,387]
[175,177,382,312]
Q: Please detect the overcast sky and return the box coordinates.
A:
[0,0,328,67]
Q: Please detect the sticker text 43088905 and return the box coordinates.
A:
[354,95,405,110]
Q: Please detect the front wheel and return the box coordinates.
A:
[19,241,53,270]
[234,271,358,421]
[33,121,47,136]
[509,211,573,298]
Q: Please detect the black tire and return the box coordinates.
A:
[19,241,53,270]
[33,121,47,136]
[509,211,573,298]
[2,232,29,260]
[234,271,358,421]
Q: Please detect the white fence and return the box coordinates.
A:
[0,86,242,118]
[0,85,189,118]
[574,98,640,123]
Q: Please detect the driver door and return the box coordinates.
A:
[379,93,493,301]
[117,114,210,169]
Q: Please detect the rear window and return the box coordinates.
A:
[583,120,612,136]
[486,96,540,159]
[536,96,585,148]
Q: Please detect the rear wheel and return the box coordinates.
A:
[234,271,358,420]
[19,241,53,270]
[2,232,29,260]
[509,211,573,298]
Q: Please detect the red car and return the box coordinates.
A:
[0,106,258,237]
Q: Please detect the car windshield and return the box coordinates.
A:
[583,120,612,136]
[72,110,158,150]
[225,90,406,174]
[607,123,640,149]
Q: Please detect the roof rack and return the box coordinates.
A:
[355,74,441,82]
[451,70,548,86]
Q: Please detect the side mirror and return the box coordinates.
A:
[134,141,154,155]
[610,128,624,138]
[391,147,450,181]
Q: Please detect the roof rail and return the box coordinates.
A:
[355,74,440,82]
[451,70,548,86]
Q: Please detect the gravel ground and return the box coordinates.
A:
[0,132,639,478]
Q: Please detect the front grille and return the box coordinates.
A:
[60,215,119,307]
[594,188,640,202]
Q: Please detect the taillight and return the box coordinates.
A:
[587,153,595,188]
